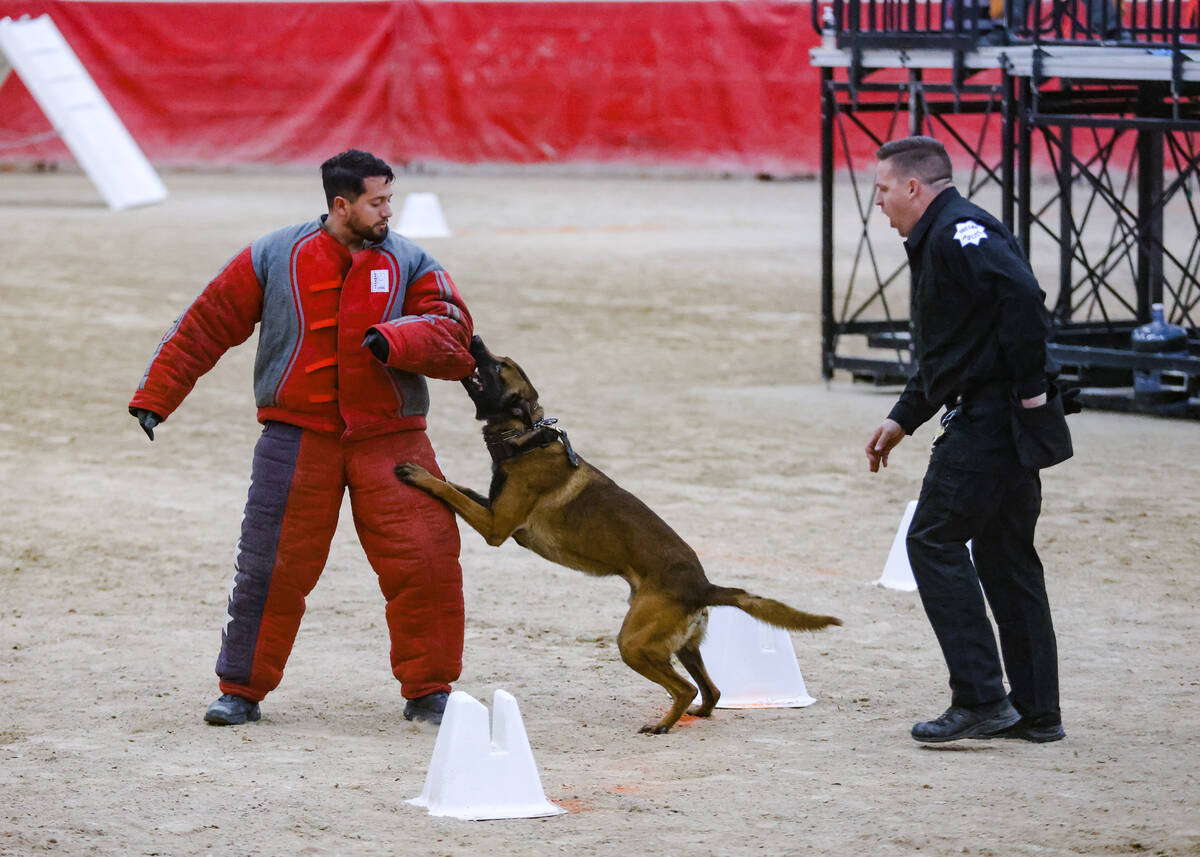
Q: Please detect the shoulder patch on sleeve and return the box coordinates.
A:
[953,220,988,247]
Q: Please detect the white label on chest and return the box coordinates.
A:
[370,269,390,293]
[953,220,988,247]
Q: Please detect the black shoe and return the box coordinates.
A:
[977,716,1065,743]
[911,699,1019,743]
[403,690,450,725]
[204,693,261,725]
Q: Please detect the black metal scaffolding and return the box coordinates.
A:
[813,0,1200,416]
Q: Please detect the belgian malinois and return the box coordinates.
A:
[395,336,840,733]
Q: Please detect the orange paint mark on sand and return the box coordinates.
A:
[554,799,593,813]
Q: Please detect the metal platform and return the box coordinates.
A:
[812,0,1200,417]
[811,43,1200,82]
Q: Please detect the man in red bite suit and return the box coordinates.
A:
[129,150,474,727]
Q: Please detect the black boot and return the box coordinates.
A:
[403,690,450,725]
[978,715,1065,743]
[911,698,1019,743]
[204,693,262,726]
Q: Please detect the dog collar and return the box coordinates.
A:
[486,418,580,468]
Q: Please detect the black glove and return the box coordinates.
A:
[363,329,390,362]
[1061,385,1083,415]
[129,407,162,441]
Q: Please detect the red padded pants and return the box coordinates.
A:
[216,422,463,702]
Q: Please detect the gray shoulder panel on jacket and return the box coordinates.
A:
[250,219,324,284]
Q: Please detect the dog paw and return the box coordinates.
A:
[394,463,430,484]
[638,722,672,735]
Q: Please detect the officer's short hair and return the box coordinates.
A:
[876,137,953,186]
[321,149,395,208]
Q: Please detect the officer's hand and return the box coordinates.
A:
[865,418,905,473]
[129,407,162,441]
[1061,385,1083,415]
[363,330,390,362]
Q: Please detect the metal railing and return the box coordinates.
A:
[812,0,1200,46]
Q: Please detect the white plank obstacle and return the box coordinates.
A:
[0,14,167,210]
[408,690,564,821]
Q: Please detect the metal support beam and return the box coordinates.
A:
[1019,77,1034,258]
[1137,124,1165,318]
[909,68,926,135]
[1002,69,1016,232]
[821,68,836,382]
[1057,125,1074,322]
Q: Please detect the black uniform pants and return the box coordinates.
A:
[906,400,1060,722]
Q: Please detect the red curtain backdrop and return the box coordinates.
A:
[0,1,828,172]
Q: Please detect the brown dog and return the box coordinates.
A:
[395,336,840,733]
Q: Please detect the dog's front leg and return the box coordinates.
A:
[395,463,497,539]
[395,463,528,547]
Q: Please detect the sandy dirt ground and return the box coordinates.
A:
[1,169,1198,857]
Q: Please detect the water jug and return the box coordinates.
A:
[1130,303,1189,401]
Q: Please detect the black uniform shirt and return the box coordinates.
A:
[887,187,1052,435]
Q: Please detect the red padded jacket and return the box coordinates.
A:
[130,217,474,440]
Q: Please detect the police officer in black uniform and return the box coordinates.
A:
[865,136,1070,744]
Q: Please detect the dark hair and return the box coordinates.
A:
[876,136,953,186]
[320,149,395,208]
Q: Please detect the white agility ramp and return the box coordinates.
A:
[696,605,817,708]
[408,690,563,821]
[0,14,167,210]
[396,192,451,238]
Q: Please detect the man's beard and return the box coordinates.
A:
[352,216,388,244]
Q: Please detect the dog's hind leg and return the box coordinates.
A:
[617,594,698,734]
[677,631,720,718]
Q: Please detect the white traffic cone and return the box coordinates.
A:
[695,605,817,708]
[408,690,564,821]
[878,499,919,591]
[396,192,452,238]
[876,500,974,592]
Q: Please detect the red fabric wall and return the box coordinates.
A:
[0,1,827,172]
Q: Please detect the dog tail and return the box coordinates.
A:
[704,586,841,631]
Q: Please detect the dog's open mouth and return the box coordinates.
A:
[460,368,484,395]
